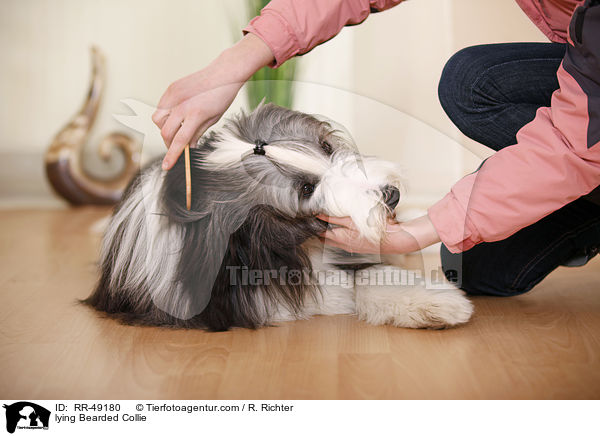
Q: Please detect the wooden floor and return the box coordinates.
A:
[1,207,599,399]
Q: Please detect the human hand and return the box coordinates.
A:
[317,214,441,254]
[152,33,275,170]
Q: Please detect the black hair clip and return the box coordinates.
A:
[253,140,267,155]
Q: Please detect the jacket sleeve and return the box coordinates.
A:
[243,0,404,67]
[428,0,600,253]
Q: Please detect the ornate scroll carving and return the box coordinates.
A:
[45,46,140,205]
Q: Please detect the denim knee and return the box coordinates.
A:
[437,46,483,129]
[438,44,524,148]
[440,244,528,297]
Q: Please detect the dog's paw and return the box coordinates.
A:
[408,288,474,329]
[355,268,473,328]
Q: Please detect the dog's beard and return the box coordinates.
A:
[307,152,404,242]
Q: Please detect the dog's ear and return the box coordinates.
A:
[159,152,252,321]
[212,205,327,324]
[160,148,328,329]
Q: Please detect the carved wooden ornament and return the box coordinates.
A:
[45,46,141,205]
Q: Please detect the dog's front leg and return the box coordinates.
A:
[354,265,473,328]
[303,268,356,317]
[298,248,356,317]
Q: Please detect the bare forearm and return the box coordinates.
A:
[153,33,275,169]
[215,33,275,83]
[391,214,441,253]
[319,214,441,255]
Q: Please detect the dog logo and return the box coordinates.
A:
[3,402,50,434]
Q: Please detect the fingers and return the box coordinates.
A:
[152,109,170,129]
[319,227,361,253]
[319,228,350,248]
[162,116,200,170]
[152,83,180,129]
[160,112,185,150]
[190,128,204,149]
[320,227,352,244]
[316,214,356,229]
[318,236,348,251]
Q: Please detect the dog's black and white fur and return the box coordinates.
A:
[84,104,473,331]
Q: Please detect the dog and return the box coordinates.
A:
[83,103,473,331]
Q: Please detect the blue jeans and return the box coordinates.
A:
[438,42,600,296]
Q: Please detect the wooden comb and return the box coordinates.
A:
[184,144,191,210]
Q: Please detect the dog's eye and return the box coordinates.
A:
[301,183,315,197]
[320,140,333,154]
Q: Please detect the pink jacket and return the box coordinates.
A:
[243,0,600,253]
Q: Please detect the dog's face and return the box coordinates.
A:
[182,104,404,242]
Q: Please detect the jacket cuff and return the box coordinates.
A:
[243,10,300,68]
[428,189,481,254]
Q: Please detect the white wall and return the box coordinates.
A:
[0,0,549,207]
[347,0,547,207]
[0,0,248,153]
[349,0,459,206]
[0,0,247,204]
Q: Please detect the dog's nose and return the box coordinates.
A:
[381,185,400,210]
